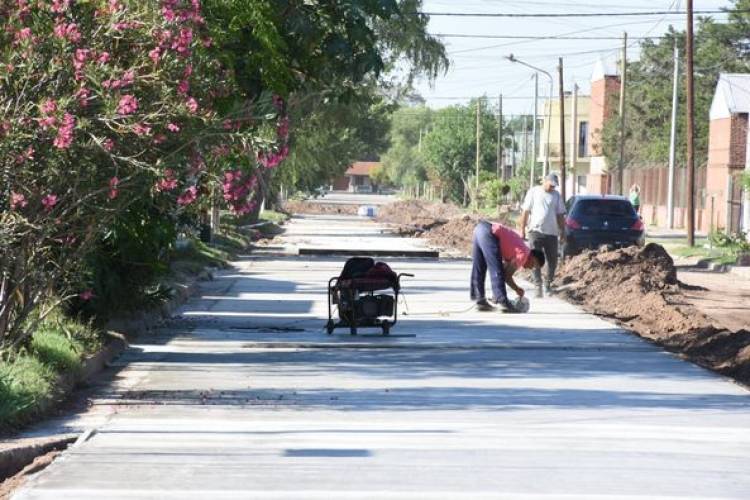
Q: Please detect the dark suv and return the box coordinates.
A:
[563,195,645,257]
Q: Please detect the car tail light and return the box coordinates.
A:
[631,219,644,231]
[565,217,582,230]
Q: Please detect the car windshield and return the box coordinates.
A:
[574,200,634,217]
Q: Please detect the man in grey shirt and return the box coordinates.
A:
[519,173,566,297]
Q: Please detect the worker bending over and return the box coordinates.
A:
[470,220,545,313]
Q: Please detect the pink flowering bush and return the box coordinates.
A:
[0,0,289,348]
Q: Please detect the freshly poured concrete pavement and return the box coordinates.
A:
[13,202,750,499]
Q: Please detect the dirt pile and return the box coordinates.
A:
[376,200,462,232]
[283,200,358,215]
[554,243,750,386]
[420,214,483,256]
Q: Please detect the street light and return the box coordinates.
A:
[506,54,554,177]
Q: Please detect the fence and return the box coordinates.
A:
[622,164,750,233]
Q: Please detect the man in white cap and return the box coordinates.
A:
[519,173,566,298]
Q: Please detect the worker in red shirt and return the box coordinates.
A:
[471,220,545,312]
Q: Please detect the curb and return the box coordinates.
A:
[0,267,213,483]
[0,435,76,481]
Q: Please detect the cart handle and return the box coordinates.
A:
[398,273,415,278]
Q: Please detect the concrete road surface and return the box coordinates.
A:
[13,196,750,499]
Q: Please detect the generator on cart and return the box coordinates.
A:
[326,257,413,336]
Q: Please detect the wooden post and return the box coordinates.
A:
[686,1,696,246]
[617,32,628,196]
[475,98,481,210]
[558,57,567,202]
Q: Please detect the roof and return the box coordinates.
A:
[709,73,750,120]
[345,161,381,176]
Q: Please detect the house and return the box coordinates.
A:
[331,161,381,192]
[707,73,750,233]
[537,92,592,197]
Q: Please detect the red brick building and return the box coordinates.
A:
[331,161,381,192]
[707,73,750,233]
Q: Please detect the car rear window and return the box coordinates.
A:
[573,200,635,217]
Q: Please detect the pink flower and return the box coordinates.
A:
[185,97,198,113]
[148,48,161,64]
[167,123,180,132]
[133,123,151,136]
[14,145,34,164]
[102,138,114,151]
[156,169,178,192]
[177,186,198,206]
[51,0,70,13]
[75,87,90,107]
[183,64,193,77]
[201,37,213,48]
[171,28,193,56]
[40,99,57,115]
[162,6,176,21]
[108,176,119,199]
[39,116,57,129]
[53,22,81,43]
[10,192,27,210]
[14,27,32,42]
[53,113,76,149]
[79,289,95,301]
[121,69,135,87]
[153,133,167,144]
[42,194,58,211]
[97,52,110,64]
[117,95,138,115]
[177,79,189,95]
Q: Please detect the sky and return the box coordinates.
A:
[413,0,734,116]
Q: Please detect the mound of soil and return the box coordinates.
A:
[283,200,358,215]
[420,214,483,256]
[376,200,462,232]
[554,243,750,386]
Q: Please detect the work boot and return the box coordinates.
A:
[495,298,518,314]
[534,285,543,299]
[474,298,495,312]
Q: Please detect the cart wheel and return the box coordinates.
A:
[326,320,335,335]
[350,326,357,336]
[382,323,390,336]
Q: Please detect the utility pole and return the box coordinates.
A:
[475,98,481,210]
[558,57,567,201]
[418,127,423,153]
[497,94,504,180]
[617,32,628,196]
[668,39,680,229]
[523,114,529,175]
[686,1,696,246]
[531,73,538,187]
[571,82,579,195]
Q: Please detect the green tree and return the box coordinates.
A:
[421,99,499,204]
[380,105,432,188]
[602,5,750,169]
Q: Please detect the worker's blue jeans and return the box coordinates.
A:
[470,221,508,303]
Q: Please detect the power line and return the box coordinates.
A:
[421,9,744,18]
[435,34,666,40]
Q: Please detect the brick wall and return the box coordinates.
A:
[588,75,620,156]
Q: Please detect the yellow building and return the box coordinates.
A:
[537,92,592,197]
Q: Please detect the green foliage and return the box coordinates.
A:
[78,202,177,319]
[741,172,750,191]
[0,355,56,430]
[709,230,750,255]
[603,6,750,168]
[381,106,432,187]
[0,312,102,430]
[274,88,395,194]
[421,99,500,204]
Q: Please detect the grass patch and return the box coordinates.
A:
[0,355,56,429]
[0,313,104,432]
[258,209,289,225]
